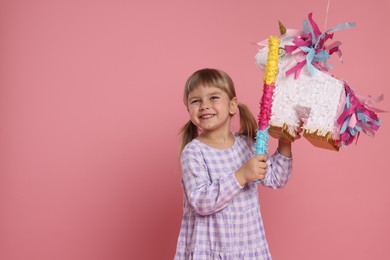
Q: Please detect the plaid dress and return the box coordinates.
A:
[174,134,292,260]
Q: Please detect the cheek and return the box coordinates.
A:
[188,107,198,118]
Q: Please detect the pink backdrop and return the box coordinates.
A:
[1,0,389,259]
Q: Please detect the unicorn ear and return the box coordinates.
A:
[278,20,286,35]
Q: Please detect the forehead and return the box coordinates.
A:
[188,85,225,98]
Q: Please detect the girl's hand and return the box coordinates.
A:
[294,122,304,140]
[235,154,268,186]
[278,121,303,158]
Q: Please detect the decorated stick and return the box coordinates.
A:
[255,36,280,155]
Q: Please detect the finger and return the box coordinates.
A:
[254,154,268,162]
[258,173,266,180]
[259,161,267,169]
[259,168,267,176]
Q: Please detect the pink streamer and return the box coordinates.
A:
[308,12,322,37]
[285,60,306,79]
[336,84,382,146]
[258,83,275,130]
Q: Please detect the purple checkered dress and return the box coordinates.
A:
[174,134,292,260]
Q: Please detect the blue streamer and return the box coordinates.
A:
[338,89,382,146]
[325,22,356,34]
[255,128,270,155]
[255,128,270,184]
[296,18,356,77]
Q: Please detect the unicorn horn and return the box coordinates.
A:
[278,20,286,35]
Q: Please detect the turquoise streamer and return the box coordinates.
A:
[255,129,270,184]
[255,128,270,155]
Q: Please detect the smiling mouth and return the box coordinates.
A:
[199,114,215,119]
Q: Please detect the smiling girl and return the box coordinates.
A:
[175,68,298,259]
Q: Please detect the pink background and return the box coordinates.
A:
[1,0,389,259]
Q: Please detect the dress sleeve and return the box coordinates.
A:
[181,147,243,216]
[261,149,293,189]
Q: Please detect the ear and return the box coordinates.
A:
[229,97,238,115]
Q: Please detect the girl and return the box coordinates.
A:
[175,68,299,259]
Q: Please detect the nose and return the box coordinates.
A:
[199,100,210,111]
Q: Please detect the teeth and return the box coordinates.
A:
[200,114,214,119]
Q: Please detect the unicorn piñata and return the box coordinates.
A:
[255,13,382,151]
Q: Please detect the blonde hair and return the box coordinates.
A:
[180,68,257,151]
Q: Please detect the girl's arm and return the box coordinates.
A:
[262,126,302,188]
[277,139,292,158]
[262,139,293,189]
[181,148,243,216]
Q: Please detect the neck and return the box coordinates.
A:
[198,130,234,149]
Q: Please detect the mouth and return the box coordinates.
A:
[199,114,215,119]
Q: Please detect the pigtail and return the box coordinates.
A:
[179,120,198,152]
[237,103,257,141]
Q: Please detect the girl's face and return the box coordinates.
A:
[187,85,237,135]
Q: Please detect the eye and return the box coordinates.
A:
[210,96,219,101]
[190,99,200,104]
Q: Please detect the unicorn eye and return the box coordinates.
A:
[279,48,286,57]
